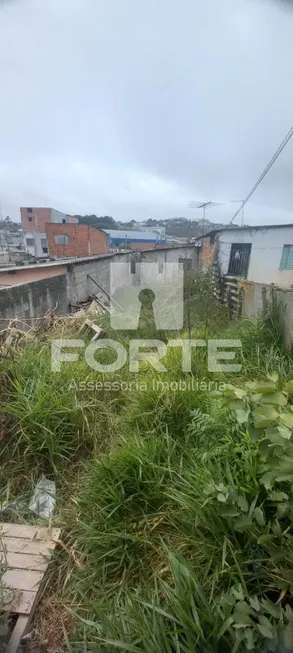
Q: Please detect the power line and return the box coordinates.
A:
[224,126,293,230]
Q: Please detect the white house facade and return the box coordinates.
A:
[210,224,293,287]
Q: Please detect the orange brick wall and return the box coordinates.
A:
[21,208,78,232]
[45,224,107,258]
[199,237,216,266]
[21,207,51,233]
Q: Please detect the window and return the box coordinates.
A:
[62,218,66,223]
[280,245,293,270]
[26,238,34,247]
[41,238,48,254]
[27,208,32,213]
[54,234,68,245]
[28,216,33,222]
[227,243,251,278]
[179,258,192,270]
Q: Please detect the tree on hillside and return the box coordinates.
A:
[146,218,159,226]
[75,215,118,230]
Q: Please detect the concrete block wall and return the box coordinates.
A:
[139,246,198,267]
[67,255,113,304]
[239,280,268,320]
[0,246,199,324]
[235,280,293,351]
[0,274,69,325]
[273,289,293,351]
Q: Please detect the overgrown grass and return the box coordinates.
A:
[1,273,293,652]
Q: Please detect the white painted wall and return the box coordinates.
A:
[50,209,69,224]
[218,226,293,286]
[25,232,48,257]
[139,246,199,267]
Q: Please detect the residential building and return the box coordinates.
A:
[197,223,293,287]
[20,207,78,258]
[46,223,107,258]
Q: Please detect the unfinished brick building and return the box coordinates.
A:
[45,223,108,258]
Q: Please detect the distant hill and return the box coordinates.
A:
[144,217,227,238]
[0,217,22,233]
[151,218,239,238]
[74,215,237,238]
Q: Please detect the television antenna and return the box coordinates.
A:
[188,200,223,236]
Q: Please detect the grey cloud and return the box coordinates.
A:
[0,0,293,224]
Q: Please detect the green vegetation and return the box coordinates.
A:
[1,273,293,651]
[75,215,118,230]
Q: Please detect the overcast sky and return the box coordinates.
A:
[0,0,293,224]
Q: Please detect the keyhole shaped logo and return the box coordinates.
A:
[110,262,184,331]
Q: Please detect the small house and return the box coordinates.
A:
[198,223,293,287]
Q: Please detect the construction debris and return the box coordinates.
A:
[78,318,104,342]
[70,294,109,316]
[87,274,122,312]
[34,310,56,333]
[0,523,61,653]
[0,325,34,359]
[0,293,110,350]
[70,297,93,312]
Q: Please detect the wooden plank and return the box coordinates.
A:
[2,569,43,591]
[0,551,49,571]
[6,615,29,653]
[0,522,62,648]
[0,536,56,555]
[1,523,60,540]
[2,589,37,615]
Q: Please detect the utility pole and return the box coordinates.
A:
[231,200,245,226]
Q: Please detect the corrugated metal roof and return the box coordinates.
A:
[195,223,293,240]
[102,229,162,241]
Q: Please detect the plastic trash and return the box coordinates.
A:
[29,474,56,519]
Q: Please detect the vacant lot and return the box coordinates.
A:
[1,274,293,652]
